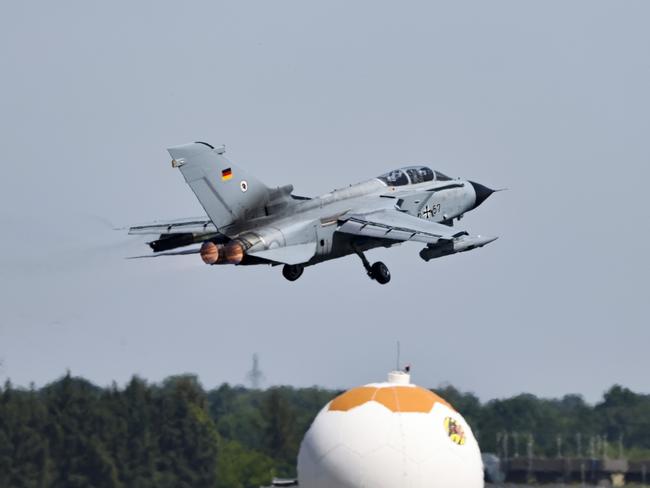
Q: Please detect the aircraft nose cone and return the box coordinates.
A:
[469,181,495,209]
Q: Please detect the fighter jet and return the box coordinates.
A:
[129,142,500,284]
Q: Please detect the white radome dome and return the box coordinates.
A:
[297,372,483,488]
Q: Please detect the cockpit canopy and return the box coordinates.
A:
[377,166,452,186]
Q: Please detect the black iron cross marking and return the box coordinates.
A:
[421,206,434,219]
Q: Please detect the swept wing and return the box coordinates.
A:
[128,217,223,253]
[128,217,216,235]
[337,209,466,245]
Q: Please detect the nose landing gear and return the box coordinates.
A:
[353,246,391,285]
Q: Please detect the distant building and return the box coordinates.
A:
[261,479,298,487]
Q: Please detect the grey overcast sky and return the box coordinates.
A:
[0,1,648,402]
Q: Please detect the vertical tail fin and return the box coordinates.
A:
[168,142,270,230]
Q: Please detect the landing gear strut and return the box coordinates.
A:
[354,247,391,285]
[282,264,304,282]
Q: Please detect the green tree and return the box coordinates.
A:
[155,375,219,488]
[262,388,298,476]
[216,441,275,488]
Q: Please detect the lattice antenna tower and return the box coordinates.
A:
[246,353,265,389]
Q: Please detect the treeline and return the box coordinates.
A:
[438,384,650,460]
[1,375,650,488]
[0,375,278,488]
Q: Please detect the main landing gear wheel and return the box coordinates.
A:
[369,261,391,285]
[282,264,304,282]
[353,245,391,285]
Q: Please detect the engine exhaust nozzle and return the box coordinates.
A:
[200,241,222,264]
[200,240,245,265]
[223,241,245,264]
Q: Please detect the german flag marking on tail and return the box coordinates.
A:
[221,168,233,181]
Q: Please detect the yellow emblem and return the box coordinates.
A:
[444,417,466,445]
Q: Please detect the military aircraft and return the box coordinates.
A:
[129,142,500,284]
